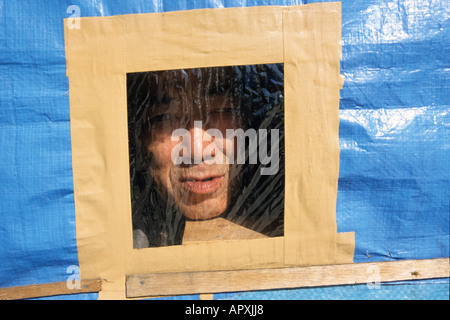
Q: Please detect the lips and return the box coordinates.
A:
[180,175,225,194]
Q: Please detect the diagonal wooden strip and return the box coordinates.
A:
[0,279,102,300]
[126,258,449,298]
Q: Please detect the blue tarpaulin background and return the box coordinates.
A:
[0,0,448,299]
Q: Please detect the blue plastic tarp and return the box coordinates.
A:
[0,0,448,299]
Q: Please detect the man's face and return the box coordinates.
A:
[143,68,242,220]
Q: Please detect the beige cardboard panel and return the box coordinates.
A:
[283,3,354,265]
[66,15,131,281]
[130,237,284,275]
[125,6,285,72]
[337,232,356,262]
[65,3,355,299]
[101,237,285,299]
[68,72,133,281]
[65,16,125,76]
[65,6,288,299]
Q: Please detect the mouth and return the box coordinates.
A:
[179,175,225,194]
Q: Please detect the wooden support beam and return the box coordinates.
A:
[0,279,102,300]
[1,258,448,299]
[126,258,449,298]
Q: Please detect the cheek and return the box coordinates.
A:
[146,137,176,193]
[147,137,175,167]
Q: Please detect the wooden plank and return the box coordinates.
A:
[0,279,102,300]
[126,258,449,298]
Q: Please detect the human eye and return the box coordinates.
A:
[147,95,183,125]
[207,97,240,113]
[146,107,182,134]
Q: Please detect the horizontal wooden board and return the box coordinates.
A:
[0,279,102,300]
[1,258,448,299]
[126,258,449,298]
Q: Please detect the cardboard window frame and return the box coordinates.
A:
[64,3,355,299]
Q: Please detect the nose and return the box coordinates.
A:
[187,121,215,164]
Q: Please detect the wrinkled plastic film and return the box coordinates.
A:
[127,64,285,248]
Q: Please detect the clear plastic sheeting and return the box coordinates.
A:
[0,0,448,300]
[127,64,284,248]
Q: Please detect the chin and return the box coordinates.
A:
[180,200,228,220]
